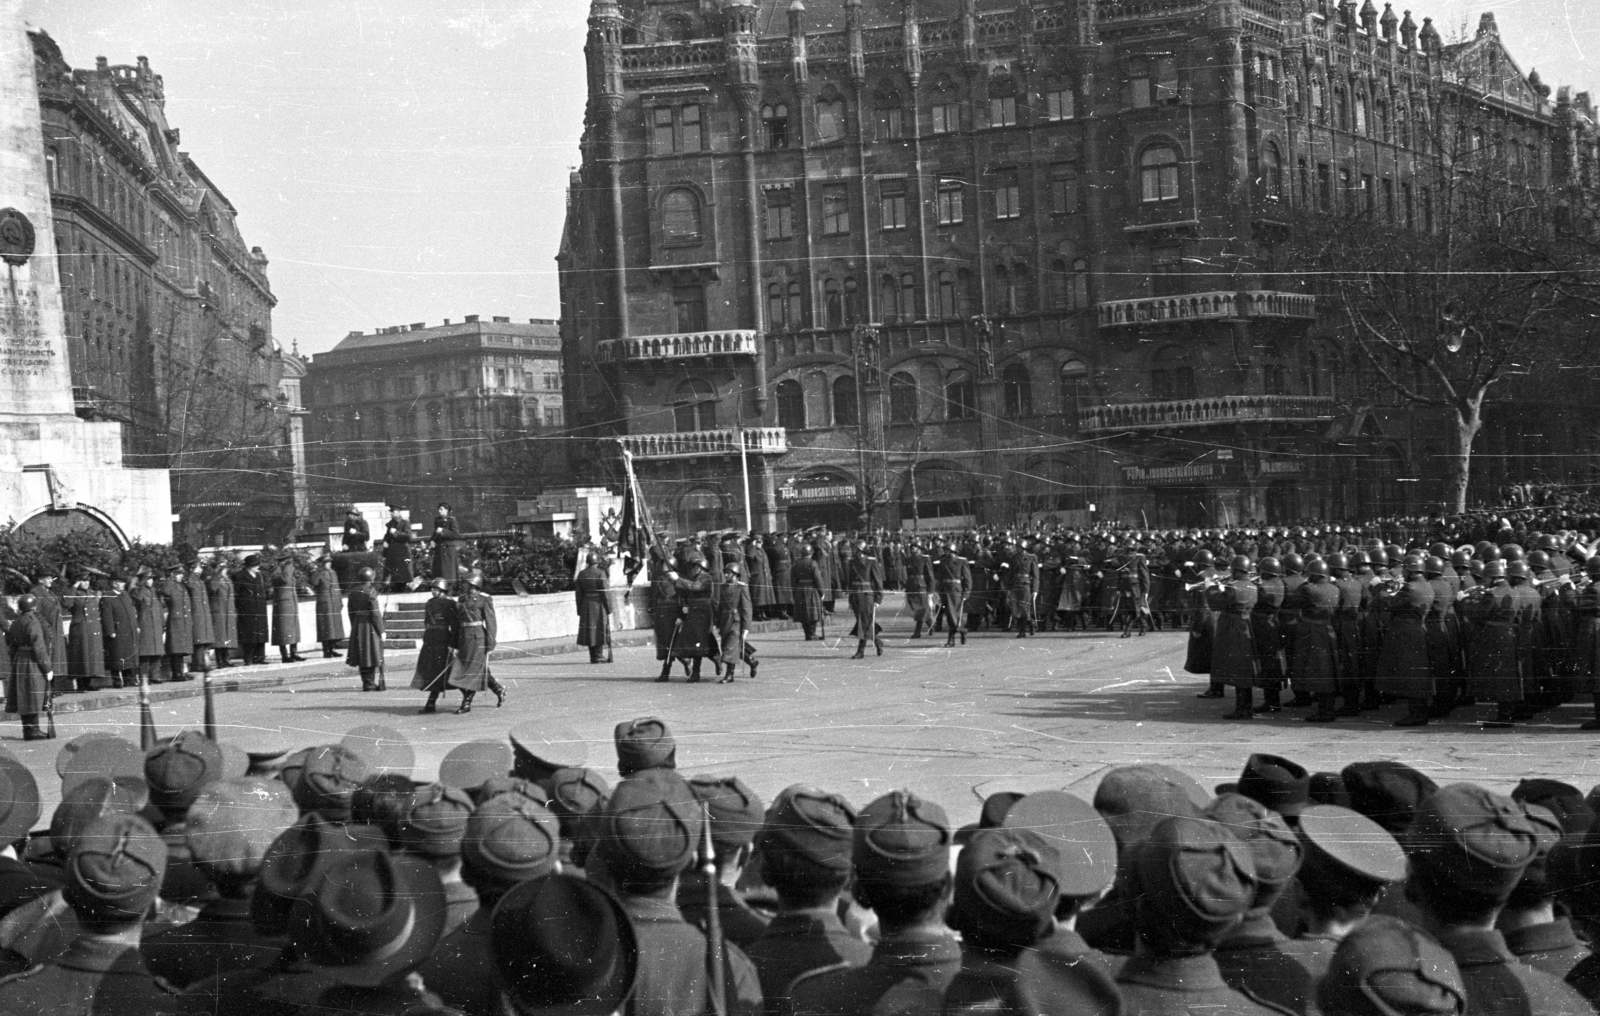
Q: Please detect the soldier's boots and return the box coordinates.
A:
[455,691,475,715]
[1224,687,1256,721]
[851,640,867,660]
[1305,694,1339,723]
[1394,697,1431,727]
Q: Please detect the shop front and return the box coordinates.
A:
[779,472,862,531]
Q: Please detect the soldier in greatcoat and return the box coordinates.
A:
[345,567,386,693]
[382,505,414,591]
[902,539,936,639]
[788,543,824,641]
[765,533,792,620]
[61,571,106,693]
[932,543,971,647]
[269,555,305,663]
[1251,557,1287,712]
[158,563,194,682]
[232,555,269,666]
[98,574,139,689]
[431,502,464,583]
[812,533,836,614]
[658,553,716,682]
[714,559,757,683]
[413,579,459,714]
[1378,555,1436,727]
[185,560,214,675]
[1209,555,1260,719]
[8,596,54,740]
[28,572,68,696]
[449,570,504,709]
[206,560,239,668]
[310,553,346,658]
[1571,557,1600,730]
[1292,559,1344,722]
[845,541,884,659]
[574,552,612,665]
[131,568,166,684]
[744,537,774,621]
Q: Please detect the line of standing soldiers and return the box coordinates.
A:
[1186,535,1600,729]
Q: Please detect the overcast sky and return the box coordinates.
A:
[20,1,1598,357]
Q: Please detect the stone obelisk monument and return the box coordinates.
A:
[0,0,170,544]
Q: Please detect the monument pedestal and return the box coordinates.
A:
[0,2,171,546]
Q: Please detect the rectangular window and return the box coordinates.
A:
[1050,163,1078,214]
[494,368,507,389]
[1155,57,1179,103]
[878,179,907,231]
[763,187,793,240]
[993,169,1021,220]
[878,106,904,140]
[1046,88,1075,120]
[1382,178,1394,221]
[1403,181,1415,228]
[653,106,674,153]
[680,104,702,152]
[545,372,560,390]
[673,285,706,332]
[988,95,1017,127]
[545,406,563,427]
[458,369,472,389]
[1361,173,1374,215]
[1130,69,1151,109]
[931,102,959,135]
[1298,158,1310,205]
[1421,187,1433,231]
[1317,163,1331,210]
[1339,168,1352,212]
[816,99,845,142]
[821,184,850,235]
[936,178,964,225]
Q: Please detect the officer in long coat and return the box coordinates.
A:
[1208,555,1260,719]
[8,595,54,740]
[1252,558,1287,709]
[1292,560,1344,722]
[845,542,884,659]
[185,561,214,675]
[345,567,386,693]
[382,506,414,591]
[574,552,612,664]
[431,503,464,583]
[1378,555,1436,727]
[269,557,305,663]
[812,535,836,614]
[903,540,936,639]
[99,574,139,689]
[449,570,504,709]
[28,573,68,696]
[932,543,972,647]
[310,555,346,658]
[61,572,106,693]
[661,553,716,682]
[788,544,824,641]
[413,579,459,714]
[207,561,239,668]
[232,555,269,666]
[743,538,774,620]
[1005,541,1040,638]
[158,563,194,681]
[714,559,756,683]
[131,569,166,684]
[764,534,792,619]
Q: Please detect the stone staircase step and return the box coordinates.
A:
[383,638,420,650]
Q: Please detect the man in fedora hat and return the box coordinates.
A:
[341,506,370,553]
[232,555,269,666]
[492,873,639,1016]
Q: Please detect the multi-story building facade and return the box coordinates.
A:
[31,30,301,543]
[303,317,568,529]
[559,0,1600,532]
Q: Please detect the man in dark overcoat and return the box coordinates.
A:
[207,561,239,668]
[340,507,370,552]
[448,570,503,710]
[574,552,612,665]
[61,571,106,692]
[232,555,270,666]
[311,553,346,658]
[658,553,715,683]
[28,573,68,696]
[345,567,386,693]
[382,505,414,590]
[132,568,166,684]
[270,556,305,663]
[158,563,194,682]
[413,578,459,714]
[98,574,139,689]
[185,560,214,675]
[8,596,54,740]
[431,503,463,582]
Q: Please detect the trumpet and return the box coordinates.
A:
[1185,576,1224,592]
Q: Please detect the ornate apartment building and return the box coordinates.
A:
[32,30,302,544]
[559,0,1600,532]
[303,317,568,530]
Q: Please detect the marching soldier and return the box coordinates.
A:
[1060,546,1089,632]
[310,553,345,658]
[1115,547,1152,638]
[451,569,506,707]
[933,542,971,647]
[1006,539,1040,638]
[158,563,194,681]
[714,559,757,683]
[903,539,935,639]
[574,551,612,665]
[845,541,884,659]
[1184,550,1222,695]
[99,573,138,690]
[413,579,459,714]
[657,553,715,683]
[789,542,824,641]
[345,566,386,693]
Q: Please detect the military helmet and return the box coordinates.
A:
[1402,554,1425,575]
[1258,556,1282,578]
[1587,557,1600,578]
[1501,544,1525,563]
[1478,545,1502,564]
[1230,555,1252,576]
[1527,550,1552,572]
[1450,550,1470,570]
[1483,560,1505,580]
[1281,553,1304,574]
[1349,550,1371,569]
[1429,542,1452,560]
[1385,545,1404,567]
[1326,552,1349,574]
[1506,560,1531,581]
[1306,559,1330,579]
[1193,549,1214,568]
[1423,556,1445,577]
[358,568,376,582]
[1536,534,1558,552]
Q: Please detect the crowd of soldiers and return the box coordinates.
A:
[4,716,1600,1014]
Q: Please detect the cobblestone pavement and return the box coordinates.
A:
[7,599,1593,821]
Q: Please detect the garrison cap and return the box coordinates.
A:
[547,767,611,820]
[62,813,168,923]
[0,751,41,844]
[144,730,225,816]
[473,776,550,808]
[853,789,951,888]
[339,724,415,779]
[57,735,142,796]
[688,775,765,855]
[1131,815,1256,949]
[293,744,371,822]
[49,775,148,859]
[1341,761,1438,835]
[949,827,1061,949]
[1512,778,1596,839]
[755,784,857,872]
[185,776,299,883]
[1406,783,1542,902]
[252,814,390,936]
[1505,802,1565,906]
[1296,805,1408,890]
[1237,753,1311,818]
[1204,794,1302,904]
[440,740,515,794]
[1000,790,1117,899]
[398,783,476,859]
[1093,764,1208,850]
[461,795,561,894]
[599,768,702,877]
[1315,915,1465,1016]
[493,874,638,1016]
[613,717,676,777]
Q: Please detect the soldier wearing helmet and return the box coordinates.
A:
[1279,553,1309,706]
[413,576,460,714]
[1374,554,1435,727]
[1423,557,1464,719]
[1250,557,1287,714]
[1575,558,1600,730]
[1293,558,1344,722]
[1209,556,1260,719]
[345,567,386,694]
[1460,559,1525,727]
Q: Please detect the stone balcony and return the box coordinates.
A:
[596,330,759,364]
[1096,290,1316,329]
[619,427,788,460]
[1079,395,1337,434]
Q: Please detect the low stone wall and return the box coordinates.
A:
[294,585,656,644]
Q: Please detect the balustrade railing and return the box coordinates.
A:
[597,330,759,364]
[619,427,788,459]
[1079,395,1336,433]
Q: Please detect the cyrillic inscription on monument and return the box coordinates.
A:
[0,281,55,378]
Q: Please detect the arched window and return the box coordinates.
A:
[946,371,977,420]
[767,282,787,330]
[787,280,803,329]
[957,269,974,318]
[816,98,846,143]
[879,273,900,322]
[935,271,958,320]
[875,88,904,140]
[776,378,806,430]
[844,276,861,325]
[1002,363,1033,418]
[673,378,717,432]
[832,375,859,427]
[1140,146,1180,203]
[1304,347,1321,396]
[661,188,702,243]
[824,278,844,329]
[762,103,790,149]
[1012,264,1032,313]
[889,371,918,424]
[1263,143,1283,200]
[899,272,920,320]
[1060,359,1088,426]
